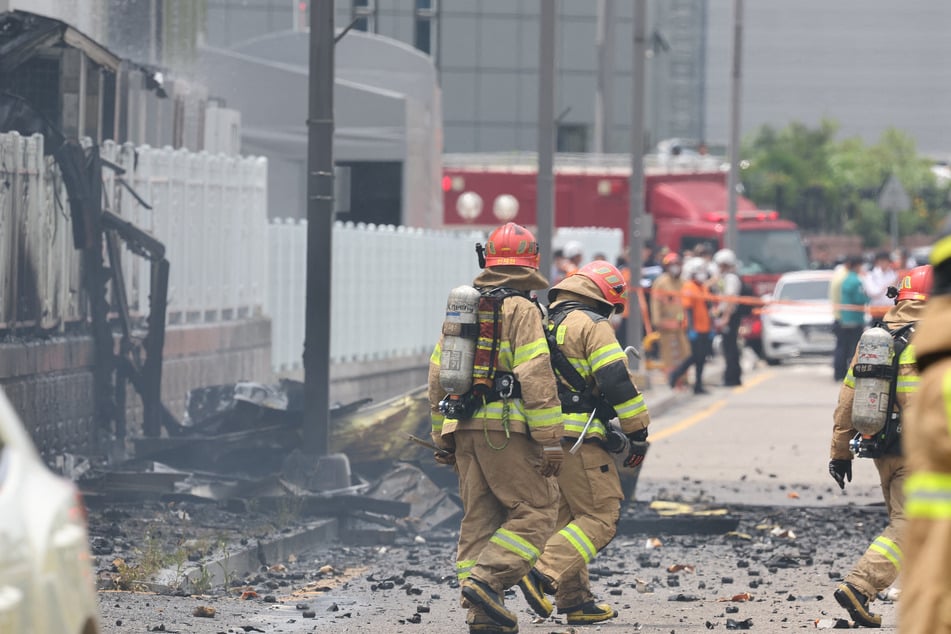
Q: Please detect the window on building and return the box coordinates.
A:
[414,0,437,57]
[352,0,376,33]
[557,124,589,153]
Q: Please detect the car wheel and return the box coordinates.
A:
[765,356,782,366]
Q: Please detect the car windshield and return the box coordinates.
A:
[777,279,830,302]
[737,229,810,275]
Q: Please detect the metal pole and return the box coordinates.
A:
[537,0,556,285]
[303,0,334,455]
[594,0,615,154]
[891,208,899,251]
[625,0,646,367]
[726,0,743,252]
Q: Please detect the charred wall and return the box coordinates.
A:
[0,317,271,459]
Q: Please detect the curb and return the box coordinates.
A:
[154,517,339,591]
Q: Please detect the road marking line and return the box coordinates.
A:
[651,399,726,442]
[651,371,776,442]
[731,370,775,394]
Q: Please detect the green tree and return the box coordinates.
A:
[741,121,951,246]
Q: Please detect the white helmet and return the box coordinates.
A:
[714,248,737,268]
[682,257,709,281]
[562,240,584,260]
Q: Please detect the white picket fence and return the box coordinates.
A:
[0,131,269,330]
[267,221,485,371]
[266,223,625,371]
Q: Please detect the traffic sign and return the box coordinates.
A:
[878,174,910,213]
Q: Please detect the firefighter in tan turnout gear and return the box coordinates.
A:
[515,260,651,625]
[428,222,565,634]
[827,265,933,627]
[650,252,689,373]
[901,221,951,634]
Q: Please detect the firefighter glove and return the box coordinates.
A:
[624,429,650,468]
[829,459,852,490]
[687,328,698,341]
[603,429,630,455]
[539,442,564,478]
[434,449,456,466]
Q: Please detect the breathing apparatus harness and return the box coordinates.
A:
[545,302,619,434]
[850,321,916,458]
[438,285,533,449]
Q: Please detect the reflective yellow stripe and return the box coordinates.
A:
[497,342,513,367]
[490,528,540,564]
[559,522,597,563]
[896,375,920,393]
[867,535,902,571]
[615,393,647,419]
[843,367,855,389]
[514,337,550,366]
[563,413,607,437]
[456,559,476,580]
[563,356,591,377]
[589,344,626,373]
[431,413,445,434]
[525,404,562,428]
[905,472,951,519]
[472,400,528,423]
[931,234,951,268]
[556,323,567,345]
[899,344,916,365]
[430,343,441,364]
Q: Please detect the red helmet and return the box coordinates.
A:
[662,252,681,267]
[574,260,628,313]
[483,222,540,269]
[896,265,933,302]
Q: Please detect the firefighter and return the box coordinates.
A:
[428,222,565,634]
[667,257,713,394]
[650,252,689,373]
[516,260,650,625]
[828,264,933,628]
[900,221,951,634]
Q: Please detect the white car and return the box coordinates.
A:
[760,270,836,365]
[0,389,100,634]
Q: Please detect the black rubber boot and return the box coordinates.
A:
[834,582,882,628]
[516,568,554,618]
[461,577,518,629]
[561,600,619,625]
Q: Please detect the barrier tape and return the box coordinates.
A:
[644,287,891,318]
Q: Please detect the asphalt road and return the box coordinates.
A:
[96,353,901,632]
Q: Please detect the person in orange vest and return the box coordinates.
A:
[667,257,713,394]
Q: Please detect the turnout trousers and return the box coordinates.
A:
[845,455,905,601]
[534,441,623,610]
[454,428,560,618]
[658,328,690,374]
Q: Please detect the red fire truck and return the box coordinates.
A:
[441,153,810,297]
[441,153,810,356]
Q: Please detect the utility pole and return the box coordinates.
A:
[726,0,744,252]
[537,0,556,284]
[303,0,334,455]
[625,0,647,365]
[594,0,615,154]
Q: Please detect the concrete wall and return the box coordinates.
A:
[0,318,272,459]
